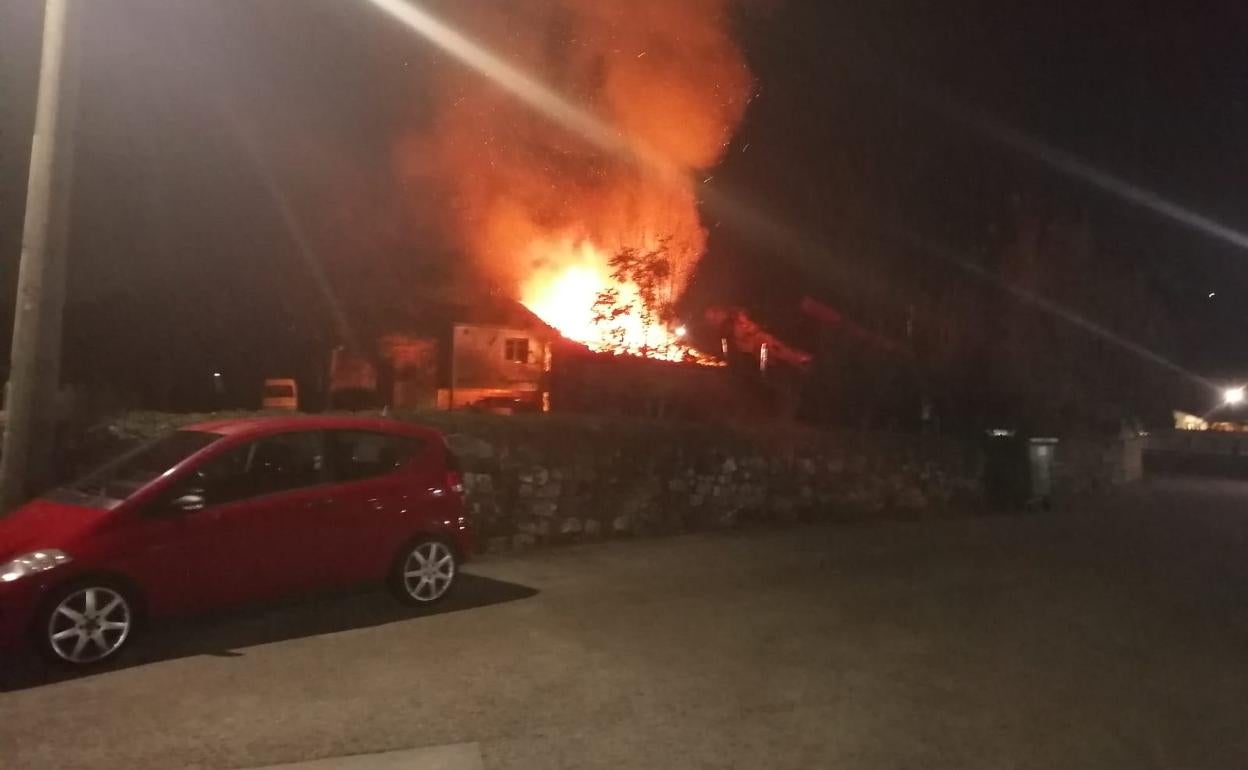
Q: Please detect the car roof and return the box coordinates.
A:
[184,415,445,441]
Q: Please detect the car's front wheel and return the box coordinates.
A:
[37,580,136,666]
[390,538,457,606]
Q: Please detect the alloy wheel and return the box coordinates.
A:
[47,586,132,664]
[401,542,455,602]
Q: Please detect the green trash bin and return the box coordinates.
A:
[984,431,1027,510]
[984,432,1059,511]
[1027,437,1059,510]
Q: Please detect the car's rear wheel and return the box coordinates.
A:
[37,581,135,666]
[390,539,457,605]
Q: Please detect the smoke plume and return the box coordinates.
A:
[398,0,753,311]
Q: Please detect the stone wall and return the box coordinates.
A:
[1053,435,1145,498]
[416,413,985,553]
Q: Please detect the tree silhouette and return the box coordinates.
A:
[591,240,681,359]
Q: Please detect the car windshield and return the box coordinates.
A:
[66,430,221,501]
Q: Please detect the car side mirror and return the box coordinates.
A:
[171,493,206,513]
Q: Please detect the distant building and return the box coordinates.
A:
[327,296,554,412]
[439,316,552,410]
[1173,411,1209,431]
[1171,374,1248,433]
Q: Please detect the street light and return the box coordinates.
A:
[1224,387,1245,406]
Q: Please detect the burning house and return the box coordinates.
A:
[329,1,784,419]
[328,295,555,412]
[326,295,779,421]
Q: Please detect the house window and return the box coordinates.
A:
[504,337,530,363]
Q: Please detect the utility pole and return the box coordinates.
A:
[1,0,76,512]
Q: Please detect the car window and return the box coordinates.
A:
[192,431,327,505]
[68,430,221,501]
[328,430,424,482]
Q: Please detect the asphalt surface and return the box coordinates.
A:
[2,477,1246,769]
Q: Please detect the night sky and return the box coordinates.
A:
[2,0,1247,406]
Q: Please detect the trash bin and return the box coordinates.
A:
[983,432,1059,511]
[1027,437,1059,509]
[984,431,1026,510]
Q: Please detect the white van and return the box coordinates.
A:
[261,378,299,411]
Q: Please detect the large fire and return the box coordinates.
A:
[519,239,701,361]
[400,0,753,363]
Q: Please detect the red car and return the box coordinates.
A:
[0,416,473,667]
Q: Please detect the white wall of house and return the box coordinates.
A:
[447,323,550,407]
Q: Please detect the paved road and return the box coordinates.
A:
[3,477,1246,769]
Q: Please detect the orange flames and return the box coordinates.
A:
[400,0,753,360]
[519,238,697,361]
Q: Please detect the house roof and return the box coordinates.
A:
[446,293,554,332]
[341,286,557,346]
